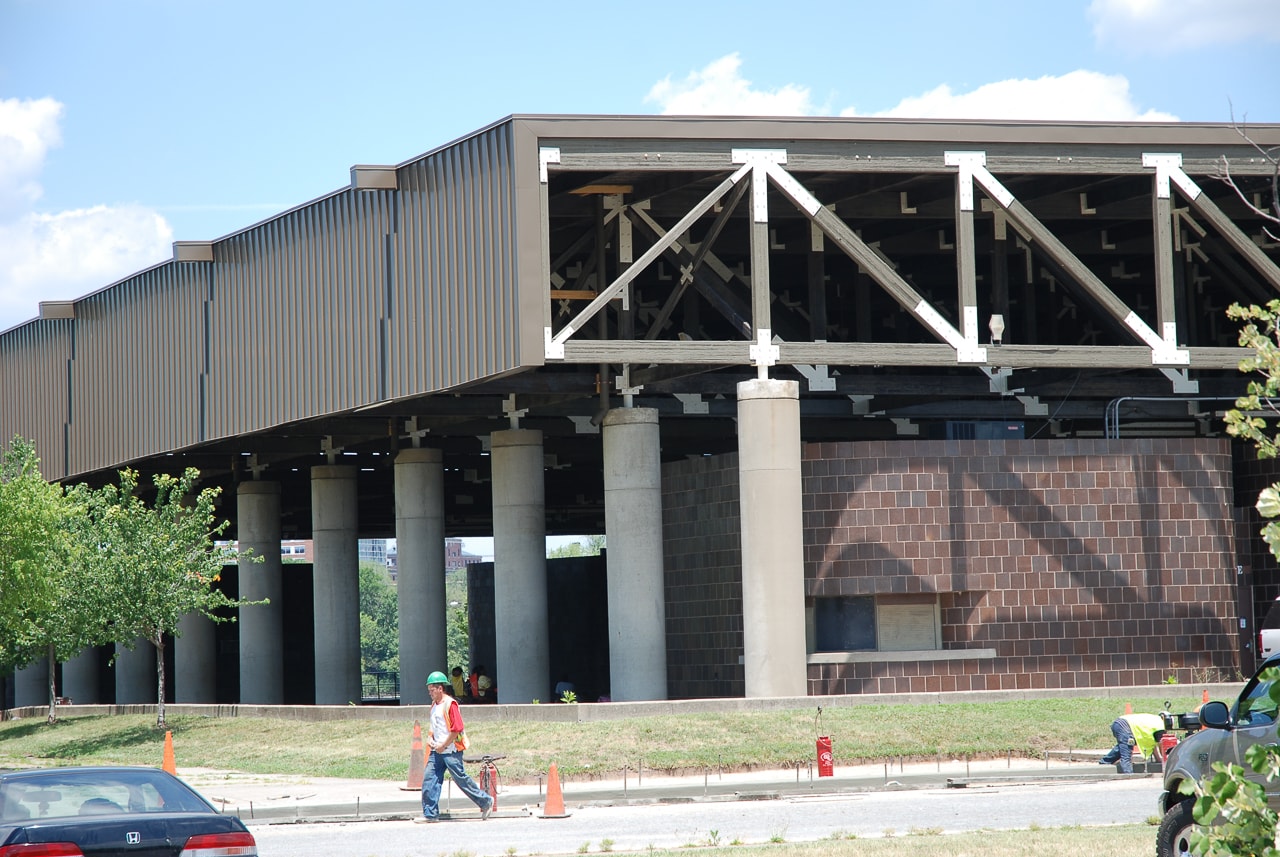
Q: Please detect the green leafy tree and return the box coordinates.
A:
[445,566,470,673]
[359,560,399,674]
[1191,300,1280,854]
[0,438,65,669]
[80,467,255,728]
[0,438,108,723]
[1227,301,1280,553]
[547,535,606,558]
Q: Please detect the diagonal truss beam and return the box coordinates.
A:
[1144,152,1280,293]
[546,163,751,358]
[760,157,984,362]
[947,151,1189,367]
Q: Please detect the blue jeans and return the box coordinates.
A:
[421,750,493,819]
[1100,717,1136,772]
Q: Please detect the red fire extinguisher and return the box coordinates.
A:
[816,707,834,777]
[1156,731,1179,762]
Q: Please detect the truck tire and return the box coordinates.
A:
[1157,798,1197,857]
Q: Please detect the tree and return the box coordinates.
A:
[1190,305,1280,853]
[359,560,399,674]
[0,437,107,723]
[80,467,254,728]
[547,535,606,558]
[1212,108,1279,243]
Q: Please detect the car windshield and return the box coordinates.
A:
[0,769,213,822]
[1236,666,1280,726]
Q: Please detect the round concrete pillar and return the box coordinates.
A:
[395,448,445,705]
[238,480,283,703]
[14,658,48,708]
[115,640,156,704]
[491,429,549,703]
[175,612,216,703]
[311,465,361,705]
[737,379,807,698]
[62,647,100,704]
[603,407,668,701]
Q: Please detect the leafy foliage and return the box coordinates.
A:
[0,437,77,672]
[1225,301,1280,556]
[359,561,399,673]
[547,535,606,558]
[77,467,256,727]
[1189,303,1280,854]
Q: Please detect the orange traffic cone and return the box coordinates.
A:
[1203,688,1210,704]
[1124,702,1132,715]
[162,730,176,775]
[539,761,570,818]
[401,720,425,791]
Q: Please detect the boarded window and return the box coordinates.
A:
[811,594,940,653]
[877,595,939,651]
[814,596,875,651]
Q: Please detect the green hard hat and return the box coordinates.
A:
[426,670,450,686]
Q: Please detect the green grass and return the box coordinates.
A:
[0,694,1201,782]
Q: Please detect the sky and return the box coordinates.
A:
[0,0,1277,334]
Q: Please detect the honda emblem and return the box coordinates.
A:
[126,832,140,844]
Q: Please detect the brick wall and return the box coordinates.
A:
[663,438,1240,698]
[661,454,745,699]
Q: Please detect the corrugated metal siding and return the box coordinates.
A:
[0,321,74,479]
[0,118,526,478]
[388,122,521,395]
[206,189,391,438]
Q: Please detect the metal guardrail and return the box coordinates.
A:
[361,671,399,702]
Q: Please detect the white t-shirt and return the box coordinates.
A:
[429,696,463,752]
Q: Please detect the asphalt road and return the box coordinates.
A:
[248,775,1162,857]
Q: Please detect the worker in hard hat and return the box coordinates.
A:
[416,670,494,823]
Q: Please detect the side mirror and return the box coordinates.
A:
[1200,700,1231,729]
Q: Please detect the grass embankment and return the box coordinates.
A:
[0,694,1202,782]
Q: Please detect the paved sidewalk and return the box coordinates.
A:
[177,749,1145,825]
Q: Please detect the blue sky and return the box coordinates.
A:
[0,0,1277,332]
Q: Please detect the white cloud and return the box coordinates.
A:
[0,97,172,331]
[646,58,1173,124]
[0,206,173,327]
[0,97,62,221]
[645,53,817,116]
[852,70,1179,122]
[1089,0,1280,51]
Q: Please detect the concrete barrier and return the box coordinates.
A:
[1,683,1243,724]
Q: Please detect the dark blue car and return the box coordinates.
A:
[0,766,256,856]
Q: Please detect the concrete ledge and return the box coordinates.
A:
[3,682,1241,724]
[808,649,998,664]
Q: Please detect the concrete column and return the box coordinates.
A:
[115,640,156,704]
[491,429,548,703]
[175,613,216,703]
[62,647,100,704]
[14,658,48,708]
[603,408,668,701]
[737,379,807,698]
[238,480,283,703]
[395,448,445,705]
[311,465,361,705]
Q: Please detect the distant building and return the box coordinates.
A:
[280,539,312,562]
[446,538,480,573]
[359,539,387,566]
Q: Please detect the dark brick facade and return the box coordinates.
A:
[663,438,1241,698]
